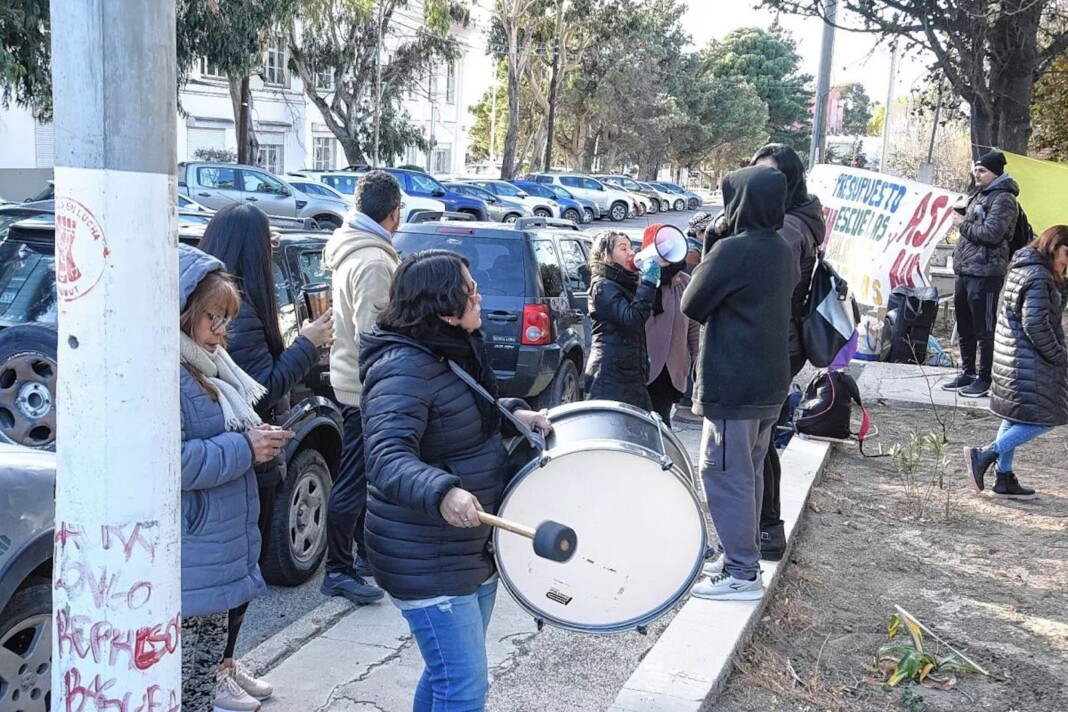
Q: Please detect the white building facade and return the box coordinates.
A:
[0,11,483,182]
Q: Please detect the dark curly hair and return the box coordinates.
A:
[355,170,402,223]
[376,249,472,339]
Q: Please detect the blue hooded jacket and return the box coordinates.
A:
[178,245,266,617]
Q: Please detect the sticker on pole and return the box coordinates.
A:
[56,197,109,302]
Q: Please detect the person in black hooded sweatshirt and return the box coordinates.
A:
[682,165,799,601]
[749,143,826,560]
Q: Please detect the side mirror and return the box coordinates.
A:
[516,190,528,198]
[433,188,446,197]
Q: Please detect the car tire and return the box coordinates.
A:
[533,208,552,218]
[0,580,51,711]
[503,213,521,224]
[261,447,331,587]
[610,201,628,222]
[582,207,595,223]
[646,200,658,214]
[534,359,581,410]
[315,215,343,230]
[673,198,686,212]
[459,209,482,221]
[0,324,58,452]
[562,208,581,223]
[688,197,700,210]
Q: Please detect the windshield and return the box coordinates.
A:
[518,183,553,199]
[0,239,58,327]
[548,185,575,201]
[458,184,495,202]
[487,182,522,197]
[320,175,359,196]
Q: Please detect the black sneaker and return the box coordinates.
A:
[941,373,976,391]
[959,379,991,398]
[321,572,384,604]
[352,555,374,578]
[992,471,1038,500]
[964,446,997,491]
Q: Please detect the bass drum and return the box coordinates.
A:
[496,400,706,634]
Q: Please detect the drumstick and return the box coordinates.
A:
[477,512,578,563]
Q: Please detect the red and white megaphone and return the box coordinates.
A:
[633,224,688,268]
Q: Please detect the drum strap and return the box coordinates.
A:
[447,360,546,452]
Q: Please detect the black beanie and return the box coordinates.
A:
[976,151,1007,176]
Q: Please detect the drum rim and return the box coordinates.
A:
[494,441,707,634]
[545,399,695,478]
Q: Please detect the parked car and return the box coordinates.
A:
[461,179,558,219]
[0,213,344,587]
[288,170,445,223]
[596,175,662,214]
[0,443,53,710]
[445,182,530,223]
[510,180,585,224]
[351,167,489,221]
[178,162,347,228]
[286,177,354,209]
[392,216,590,407]
[544,184,596,224]
[638,181,677,211]
[526,173,633,222]
[652,181,702,210]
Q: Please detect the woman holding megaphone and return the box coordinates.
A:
[585,231,660,409]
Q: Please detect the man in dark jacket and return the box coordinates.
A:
[944,151,1020,398]
[681,166,799,601]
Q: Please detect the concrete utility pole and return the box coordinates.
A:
[373,3,385,167]
[51,0,181,708]
[809,0,837,167]
[881,46,899,172]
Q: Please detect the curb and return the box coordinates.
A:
[241,597,355,677]
[609,437,834,711]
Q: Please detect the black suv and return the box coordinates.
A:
[393,216,591,408]
[0,209,342,586]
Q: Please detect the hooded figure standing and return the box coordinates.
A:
[749,143,826,560]
[681,166,799,601]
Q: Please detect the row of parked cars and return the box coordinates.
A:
[0,199,624,702]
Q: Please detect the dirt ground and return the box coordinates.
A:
[714,399,1068,712]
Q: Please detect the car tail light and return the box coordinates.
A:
[521,304,551,345]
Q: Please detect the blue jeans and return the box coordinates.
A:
[991,420,1052,472]
[400,581,498,712]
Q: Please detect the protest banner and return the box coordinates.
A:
[808,165,963,308]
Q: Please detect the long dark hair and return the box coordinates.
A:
[376,249,471,340]
[751,143,809,210]
[199,204,284,356]
[1031,225,1068,287]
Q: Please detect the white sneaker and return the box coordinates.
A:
[701,555,724,577]
[214,667,261,711]
[231,661,273,700]
[690,571,764,601]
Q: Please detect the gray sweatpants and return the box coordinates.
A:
[699,417,777,581]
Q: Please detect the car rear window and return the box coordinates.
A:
[321,175,358,196]
[393,234,526,297]
[0,239,58,327]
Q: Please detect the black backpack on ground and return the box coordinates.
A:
[1008,205,1034,259]
[794,369,873,454]
[880,286,939,364]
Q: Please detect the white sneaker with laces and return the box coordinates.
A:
[231,661,274,700]
[214,667,261,711]
[690,571,764,601]
[701,555,724,577]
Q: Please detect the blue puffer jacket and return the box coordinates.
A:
[358,328,526,601]
[179,245,267,617]
[226,299,318,416]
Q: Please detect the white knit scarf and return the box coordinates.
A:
[179,332,267,432]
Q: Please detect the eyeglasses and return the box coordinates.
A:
[207,312,234,332]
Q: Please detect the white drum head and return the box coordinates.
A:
[495,445,705,633]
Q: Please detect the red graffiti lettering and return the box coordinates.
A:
[55,560,153,611]
[102,523,156,562]
[56,522,86,551]
[134,614,181,671]
[56,607,179,671]
[64,667,180,712]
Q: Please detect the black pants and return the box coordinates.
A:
[954,275,1004,382]
[759,352,807,529]
[224,602,249,659]
[324,405,367,575]
[647,368,683,428]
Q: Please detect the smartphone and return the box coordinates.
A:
[279,402,315,432]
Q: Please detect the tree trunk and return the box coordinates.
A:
[501,24,523,180]
[229,74,258,165]
[990,2,1041,155]
[340,137,366,167]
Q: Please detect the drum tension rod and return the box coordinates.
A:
[649,411,674,471]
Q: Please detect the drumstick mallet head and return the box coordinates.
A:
[477,512,578,563]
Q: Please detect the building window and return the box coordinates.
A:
[446,61,456,104]
[432,147,452,175]
[200,58,225,80]
[264,37,288,87]
[315,69,334,92]
[257,141,284,174]
[313,137,336,171]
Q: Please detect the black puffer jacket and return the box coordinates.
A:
[990,248,1068,426]
[358,328,526,600]
[783,196,825,366]
[227,299,319,417]
[954,175,1020,278]
[586,263,656,409]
